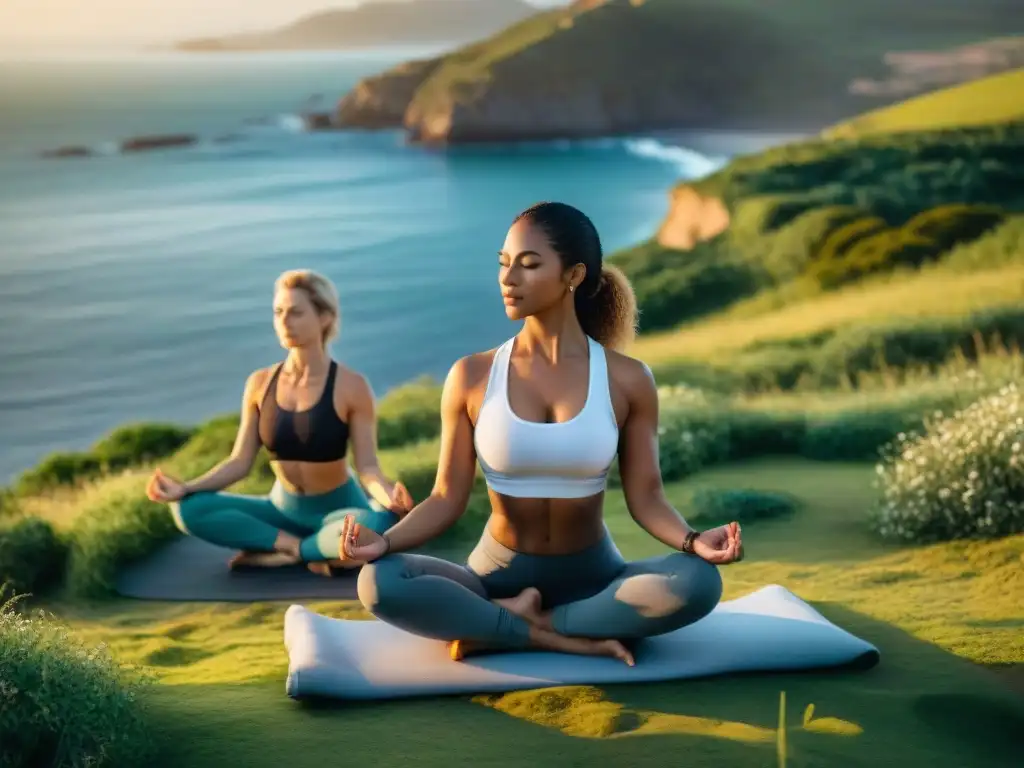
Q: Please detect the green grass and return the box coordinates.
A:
[9,54,1024,765]
[610,120,1024,334]
[632,262,1024,388]
[43,459,1024,768]
[825,67,1024,139]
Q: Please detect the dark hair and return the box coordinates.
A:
[513,201,638,350]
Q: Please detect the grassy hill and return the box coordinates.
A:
[4,58,1024,768]
[825,67,1024,138]
[337,0,1024,142]
[609,120,1024,341]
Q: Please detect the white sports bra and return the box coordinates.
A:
[473,335,619,499]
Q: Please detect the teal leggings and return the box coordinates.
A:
[170,479,399,562]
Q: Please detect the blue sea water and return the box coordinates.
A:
[0,49,794,483]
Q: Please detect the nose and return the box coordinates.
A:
[500,265,517,287]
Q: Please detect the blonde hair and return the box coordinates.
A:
[274,269,341,348]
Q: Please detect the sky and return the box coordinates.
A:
[0,0,569,48]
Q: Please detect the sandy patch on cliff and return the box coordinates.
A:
[656,185,731,250]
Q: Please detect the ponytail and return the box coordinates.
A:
[511,201,638,350]
[574,264,638,351]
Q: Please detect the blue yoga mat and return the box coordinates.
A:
[283,584,880,701]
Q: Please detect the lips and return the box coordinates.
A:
[503,294,521,305]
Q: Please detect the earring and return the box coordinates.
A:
[569,285,574,293]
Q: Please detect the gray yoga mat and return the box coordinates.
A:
[115,535,359,602]
[284,584,881,701]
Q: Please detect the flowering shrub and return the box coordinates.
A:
[0,594,155,768]
[870,382,1024,543]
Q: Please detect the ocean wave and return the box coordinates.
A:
[622,138,727,179]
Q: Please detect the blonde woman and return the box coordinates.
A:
[146,269,412,574]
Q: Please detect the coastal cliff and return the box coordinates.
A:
[337,57,444,129]
[334,0,1024,144]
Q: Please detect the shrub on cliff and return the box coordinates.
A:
[945,214,1024,270]
[375,377,443,449]
[15,424,194,497]
[0,594,155,768]
[809,204,1006,288]
[613,239,765,332]
[870,382,1024,543]
[611,122,1024,331]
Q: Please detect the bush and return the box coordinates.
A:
[945,214,1024,270]
[379,439,489,545]
[690,488,798,526]
[65,493,178,599]
[655,405,732,482]
[0,492,17,520]
[799,407,927,461]
[0,518,66,598]
[15,424,193,497]
[613,239,764,333]
[0,594,155,768]
[376,377,443,449]
[809,204,1006,289]
[870,382,1024,543]
[609,121,1024,331]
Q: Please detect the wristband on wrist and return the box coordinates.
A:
[681,530,699,554]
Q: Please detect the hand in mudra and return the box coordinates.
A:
[387,481,414,516]
[338,514,390,563]
[146,468,187,503]
[693,522,744,565]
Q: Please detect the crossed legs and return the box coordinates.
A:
[357,547,722,663]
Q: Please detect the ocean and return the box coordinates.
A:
[0,48,797,483]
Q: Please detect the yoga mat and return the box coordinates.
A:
[283,584,881,701]
[115,536,359,602]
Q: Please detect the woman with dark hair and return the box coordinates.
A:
[337,202,743,663]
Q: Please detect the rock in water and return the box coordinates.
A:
[41,146,94,159]
[120,134,198,153]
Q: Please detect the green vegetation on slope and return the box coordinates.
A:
[7,70,1024,766]
[0,594,156,768]
[342,0,1024,141]
[611,121,1024,335]
[825,67,1024,139]
[44,460,1024,768]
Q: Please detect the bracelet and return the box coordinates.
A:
[681,530,699,554]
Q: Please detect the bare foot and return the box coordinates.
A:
[494,587,545,626]
[564,636,635,666]
[228,550,301,570]
[448,632,634,666]
[447,639,485,661]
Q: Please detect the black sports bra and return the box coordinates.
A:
[258,361,350,463]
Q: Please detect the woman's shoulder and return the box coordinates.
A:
[604,348,657,398]
[331,361,374,400]
[448,348,501,389]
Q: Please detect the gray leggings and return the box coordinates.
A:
[356,527,723,649]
